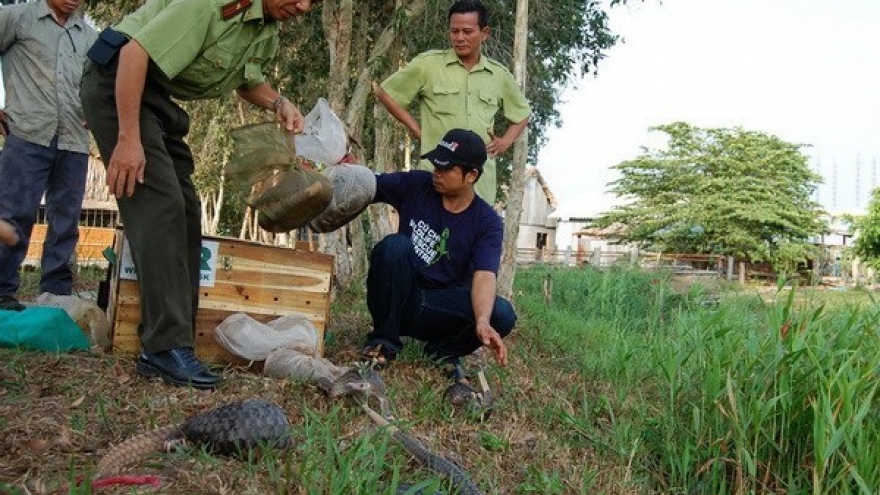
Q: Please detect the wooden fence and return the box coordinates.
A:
[24,225,115,267]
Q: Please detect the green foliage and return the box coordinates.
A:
[515,267,880,494]
[851,188,880,270]
[595,122,824,267]
[769,238,819,279]
[513,265,703,383]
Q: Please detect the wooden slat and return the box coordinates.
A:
[24,225,115,266]
[110,230,334,364]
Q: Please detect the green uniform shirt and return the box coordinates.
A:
[115,0,278,101]
[380,49,531,203]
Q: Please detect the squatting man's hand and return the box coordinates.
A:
[476,320,508,366]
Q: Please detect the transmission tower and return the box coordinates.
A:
[873,156,878,195]
[832,159,838,209]
[856,153,862,208]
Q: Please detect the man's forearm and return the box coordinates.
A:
[374,85,421,139]
[236,82,282,110]
[471,270,497,323]
[502,117,529,143]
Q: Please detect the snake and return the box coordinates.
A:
[95,369,485,495]
[328,365,486,495]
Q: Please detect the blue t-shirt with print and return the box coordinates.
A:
[374,170,503,288]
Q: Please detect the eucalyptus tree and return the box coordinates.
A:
[595,122,824,270]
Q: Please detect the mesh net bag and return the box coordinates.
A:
[227,122,333,232]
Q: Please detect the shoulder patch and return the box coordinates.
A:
[484,56,510,70]
[416,49,448,59]
[221,0,252,20]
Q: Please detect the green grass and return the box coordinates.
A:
[6,264,878,494]
[514,266,880,495]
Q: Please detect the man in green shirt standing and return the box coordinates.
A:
[80,0,318,389]
[374,0,530,205]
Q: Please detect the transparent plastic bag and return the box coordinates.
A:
[254,168,333,233]
[215,312,348,386]
[214,312,318,361]
[227,122,298,206]
[294,97,347,165]
[263,347,348,383]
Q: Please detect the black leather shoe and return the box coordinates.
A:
[136,347,222,389]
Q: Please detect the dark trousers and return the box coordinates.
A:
[0,134,88,296]
[80,60,201,353]
[365,234,517,359]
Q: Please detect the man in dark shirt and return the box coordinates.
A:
[360,128,516,369]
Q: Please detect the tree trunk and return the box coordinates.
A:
[319,0,428,289]
[321,0,357,289]
[497,0,529,300]
[370,88,403,242]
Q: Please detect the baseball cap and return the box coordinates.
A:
[421,128,487,171]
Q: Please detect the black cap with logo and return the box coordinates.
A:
[421,128,488,172]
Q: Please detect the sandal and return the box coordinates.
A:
[359,342,396,369]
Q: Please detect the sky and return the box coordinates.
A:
[537,0,880,218]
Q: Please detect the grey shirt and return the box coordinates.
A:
[0,0,97,153]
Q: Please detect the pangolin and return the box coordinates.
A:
[94,398,291,478]
[97,371,485,495]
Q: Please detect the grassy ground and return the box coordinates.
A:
[1,267,629,495]
[1,266,878,494]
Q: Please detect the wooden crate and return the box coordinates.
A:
[108,229,334,364]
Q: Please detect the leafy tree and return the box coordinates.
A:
[851,189,880,270]
[595,122,824,268]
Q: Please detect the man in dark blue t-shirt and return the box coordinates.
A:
[361,128,516,370]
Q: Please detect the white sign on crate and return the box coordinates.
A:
[119,238,219,287]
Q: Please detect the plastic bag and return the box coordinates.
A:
[35,293,111,350]
[215,312,348,386]
[310,164,376,233]
[214,312,319,361]
[264,348,348,384]
[294,98,347,165]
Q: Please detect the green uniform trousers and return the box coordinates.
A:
[81,59,201,353]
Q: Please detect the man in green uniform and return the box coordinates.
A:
[80,0,318,389]
[373,0,530,205]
